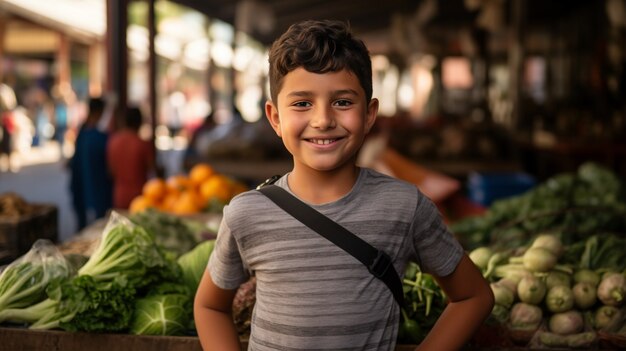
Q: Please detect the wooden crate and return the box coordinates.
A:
[0,327,203,351]
[0,204,58,264]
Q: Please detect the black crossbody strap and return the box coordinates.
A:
[257,184,404,307]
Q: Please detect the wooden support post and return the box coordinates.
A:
[147,0,161,176]
[0,12,6,83]
[56,34,71,91]
[105,0,128,131]
[508,0,526,130]
[88,42,104,98]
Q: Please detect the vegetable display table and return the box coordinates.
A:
[0,327,422,351]
[3,326,621,350]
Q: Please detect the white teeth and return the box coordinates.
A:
[310,139,335,145]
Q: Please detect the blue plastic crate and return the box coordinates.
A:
[467,172,536,207]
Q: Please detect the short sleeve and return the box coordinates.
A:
[410,190,464,277]
[207,205,250,290]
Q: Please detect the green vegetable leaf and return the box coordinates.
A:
[58,275,136,332]
[130,208,200,257]
[78,219,181,290]
[177,239,215,294]
[130,294,191,335]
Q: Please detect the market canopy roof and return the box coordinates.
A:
[171,0,592,48]
[0,0,106,41]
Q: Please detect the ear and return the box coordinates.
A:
[364,98,379,134]
[265,100,282,137]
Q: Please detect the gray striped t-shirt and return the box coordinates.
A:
[208,168,464,350]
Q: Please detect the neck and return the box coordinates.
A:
[287,165,360,204]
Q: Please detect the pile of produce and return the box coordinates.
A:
[0,192,43,221]
[452,162,626,251]
[129,162,248,215]
[0,211,217,336]
[0,192,40,219]
[472,233,625,349]
[397,163,626,347]
[398,262,447,345]
[129,208,203,257]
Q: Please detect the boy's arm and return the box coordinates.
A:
[416,254,494,351]
[194,268,241,351]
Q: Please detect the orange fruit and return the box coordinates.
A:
[160,192,179,212]
[200,175,232,202]
[189,163,215,186]
[129,195,151,214]
[166,174,192,193]
[142,178,167,202]
[171,191,200,215]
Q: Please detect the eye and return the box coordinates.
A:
[334,99,353,107]
[291,101,312,108]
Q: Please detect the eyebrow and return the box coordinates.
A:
[285,89,360,98]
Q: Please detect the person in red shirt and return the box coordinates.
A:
[107,106,155,209]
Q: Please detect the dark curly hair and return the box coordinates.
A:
[267,20,373,104]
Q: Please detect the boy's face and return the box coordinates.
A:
[265,68,378,173]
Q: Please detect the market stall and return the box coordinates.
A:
[0,162,625,350]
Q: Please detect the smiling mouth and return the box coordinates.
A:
[307,138,339,145]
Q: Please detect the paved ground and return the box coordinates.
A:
[0,141,185,243]
[0,143,77,242]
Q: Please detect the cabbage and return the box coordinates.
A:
[177,240,215,293]
[130,293,190,335]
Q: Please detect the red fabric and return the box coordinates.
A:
[1,112,15,133]
[106,130,154,209]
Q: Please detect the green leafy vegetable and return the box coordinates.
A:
[565,233,626,271]
[129,293,191,335]
[0,274,136,332]
[0,239,72,318]
[452,162,626,251]
[130,208,200,257]
[399,261,446,344]
[0,212,184,332]
[78,213,182,290]
[177,239,215,294]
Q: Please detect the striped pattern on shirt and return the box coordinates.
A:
[208,168,463,350]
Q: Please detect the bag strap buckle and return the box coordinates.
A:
[368,250,392,279]
[256,175,281,189]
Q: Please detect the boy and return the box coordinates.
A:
[194,20,494,350]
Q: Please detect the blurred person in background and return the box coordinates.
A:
[163,90,185,137]
[51,84,75,157]
[0,84,21,172]
[107,106,155,209]
[31,87,54,147]
[0,97,15,172]
[183,111,216,170]
[68,97,112,231]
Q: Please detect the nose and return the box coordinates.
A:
[310,105,336,130]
